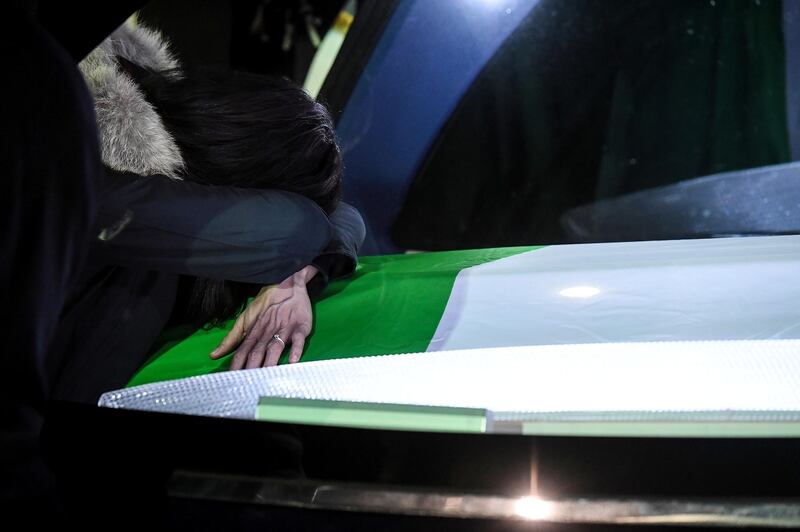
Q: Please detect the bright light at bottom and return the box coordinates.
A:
[559,285,601,298]
[514,496,554,520]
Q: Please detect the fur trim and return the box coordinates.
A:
[105,23,179,73]
[79,22,185,178]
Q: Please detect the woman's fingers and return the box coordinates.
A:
[210,312,246,359]
[264,332,287,367]
[230,344,252,370]
[288,332,306,364]
[213,285,275,362]
[233,327,307,369]
[230,328,260,369]
[245,338,270,369]
[225,285,311,369]
[231,309,274,369]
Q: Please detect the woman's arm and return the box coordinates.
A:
[96,169,364,368]
[93,169,332,284]
[210,203,366,368]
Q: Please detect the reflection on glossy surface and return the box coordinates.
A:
[170,471,800,527]
[392,0,796,251]
[337,0,539,253]
[514,496,553,520]
[558,285,600,298]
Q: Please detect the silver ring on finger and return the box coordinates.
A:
[271,334,285,348]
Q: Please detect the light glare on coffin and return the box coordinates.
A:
[515,496,554,520]
[559,285,601,298]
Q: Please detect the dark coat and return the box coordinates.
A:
[47,23,365,403]
[48,168,364,403]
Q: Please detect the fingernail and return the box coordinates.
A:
[210,348,219,357]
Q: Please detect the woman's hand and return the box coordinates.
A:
[210,266,318,369]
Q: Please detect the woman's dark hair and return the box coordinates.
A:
[128,62,343,326]
[138,66,342,213]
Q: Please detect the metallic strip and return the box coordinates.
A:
[169,471,800,528]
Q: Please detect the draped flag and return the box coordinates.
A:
[129,235,800,388]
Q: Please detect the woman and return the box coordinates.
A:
[47,22,364,403]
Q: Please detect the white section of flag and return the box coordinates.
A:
[428,235,800,351]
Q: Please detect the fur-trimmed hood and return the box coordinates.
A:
[79,22,185,178]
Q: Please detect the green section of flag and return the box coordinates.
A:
[128,246,540,387]
[256,397,487,433]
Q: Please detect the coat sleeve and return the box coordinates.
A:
[93,169,332,285]
[307,202,366,297]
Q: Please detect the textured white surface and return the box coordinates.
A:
[100,339,800,424]
[428,235,800,351]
